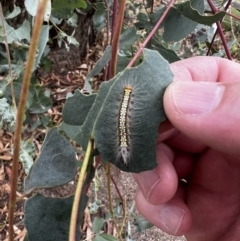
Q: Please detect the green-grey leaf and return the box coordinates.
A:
[5,5,21,19]
[119,26,140,50]
[24,193,88,241]
[93,2,107,31]
[93,234,119,241]
[52,0,87,19]
[24,0,51,21]
[0,20,31,43]
[24,0,39,16]
[74,74,119,150]
[84,45,112,94]
[4,82,33,108]
[28,95,52,114]
[151,38,180,63]
[59,122,81,140]
[116,54,131,73]
[34,25,50,70]
[93,49,173,173]
[163,0,204,42]
[133,215,154,232]
[174,1,225,25]
[19,139,35,175]
[62,90,97,125]
[24,128,77,192]
[92,217,105,233]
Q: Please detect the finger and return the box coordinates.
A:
[164,81,240,155]
[170,56,240,83]
[132,143,178,204]
[135,181,192,236]
[165,131,207,154]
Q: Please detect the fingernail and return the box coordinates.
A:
[137,170,161,201]
[171,81,224,115]
[160,206,185,234]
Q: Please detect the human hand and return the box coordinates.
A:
[133,57,240,241]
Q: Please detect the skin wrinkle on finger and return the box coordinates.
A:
[146,170,161,201]
[135,185,192,236]
[132,143,178,204]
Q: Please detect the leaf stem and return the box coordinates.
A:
[69,139,93,241]
[127,0,176,68]
[8,1,48,240]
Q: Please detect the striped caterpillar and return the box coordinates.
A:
[118,86,132,165]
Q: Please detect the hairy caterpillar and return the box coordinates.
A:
[93,49,173,173]
[118,86,132,165]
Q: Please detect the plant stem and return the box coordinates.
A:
[106,163,123,240]
[110,0,126,78]
[69,140,93,241]
[8,1,48,240]
[127,0,176,68]
[206,0,232,60]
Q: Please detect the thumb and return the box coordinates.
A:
[164,81,240,155]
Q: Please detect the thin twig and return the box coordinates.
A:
[103,0,110,81]
[106,163,123,240]
[206,0,232,59]
[69,140,93,241]
[8,1,48,240]
[101,162,126,215]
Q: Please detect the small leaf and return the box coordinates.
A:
[135,12,152,30]
[24,0,51,21]
[116,54,132,73]
[67,13,78,27]
[93,2,107,31]
[151,38,180,63]
[119,27,139,50]
[19,139,35,175]
[92,217,105,233]
[52,0,87,19]
[5,5,21,19]
[4,82,33,108]
[0,98,16,132]
[24,0,39,16]
[93,234,119,241]
[28,91,52,114]
[24,128,77,192]
[84,45,112,93]
[0,20,31,43]
[24,193,88,241]
[62,90,97,125]
[162,0,204,42]
[34,25,50,70]
[133,215,154,232]
[59,122,81,140]
[174,1,225,25]
[74,75,118,150]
